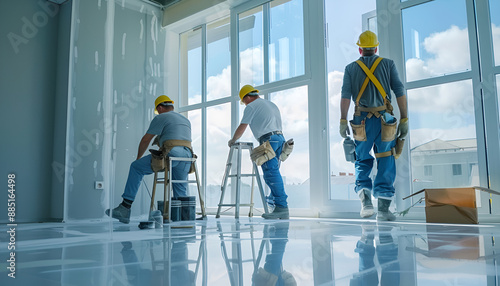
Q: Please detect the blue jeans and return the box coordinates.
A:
[352,112,396,199]
[259,134,287,208]
[122,146,192,201]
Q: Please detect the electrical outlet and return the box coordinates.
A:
[94,181,104,190]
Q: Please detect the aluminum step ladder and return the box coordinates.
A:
[150,156,206,223]
[216,142,269,218]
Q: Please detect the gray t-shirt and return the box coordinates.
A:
[241,97,282,140]
[146,111,191,147]
[341,55,405,108]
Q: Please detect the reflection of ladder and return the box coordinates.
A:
[216,142,269,218]
[217,221,258,286]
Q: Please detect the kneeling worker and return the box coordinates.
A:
[106,95,193,223]
[228,85,289,219]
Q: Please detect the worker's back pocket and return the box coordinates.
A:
[350,120,367,142]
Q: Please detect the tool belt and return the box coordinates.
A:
[250,141,276,166]
[150,139,196,173]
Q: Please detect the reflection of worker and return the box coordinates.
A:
[349,225,400,286]
[106,95,193,223]
[340,31,408,221]
[228,85,289,219]
[120,240,195,285]
[252,222,296,286]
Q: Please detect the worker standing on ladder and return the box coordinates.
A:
[228,85,289,219]
[340,31,408,221]
[106,95,193,224]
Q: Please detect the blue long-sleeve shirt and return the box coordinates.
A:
[341,55,405,108]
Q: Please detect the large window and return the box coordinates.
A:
[270,85,310,208]
[269,0,304,82]
[325,0,376,201]
[207,19,231,101]
[402,0,471,82]
[491,0,500,66]
[238,6,264,87]
[238,0,305,88]
[180,28,202,106]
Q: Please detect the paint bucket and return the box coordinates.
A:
[179,196,196,221]
[171,200,181,222]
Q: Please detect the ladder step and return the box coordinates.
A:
[218,204,254,207]
[155,180,197,184]
[228,174,258,178]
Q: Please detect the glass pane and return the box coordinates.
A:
[239,5,264,88]
[491,0,500,66]
[207,18,231,101]
[187,109,202,197]
[498,75,500,136]
[270,86,310,208]
[402,0,471,82]
[408,80,479,192]
[180,29,202,106]
[269,0,305,82]
[206,103,231,208]
[325,0,376,200]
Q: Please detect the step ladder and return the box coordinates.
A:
[216,142,269,218]
[150,156,206,223]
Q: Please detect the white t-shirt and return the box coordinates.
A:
[240,97,282,140]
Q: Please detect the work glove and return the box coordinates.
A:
[397,118,409,139]
[228,138,236,147]
[339,119,350,139]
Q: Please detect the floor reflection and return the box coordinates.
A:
[1,218,500,285]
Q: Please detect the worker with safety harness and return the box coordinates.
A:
[340,31,408,221]
[228,85,293,219]
[106,95,194,224]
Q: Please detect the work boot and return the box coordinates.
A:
[376,198,396,221]
[358,189,374,218]
[105,204,131,224]
[262,206,289,220]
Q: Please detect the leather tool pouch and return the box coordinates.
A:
[250,141,276,166]
[381,117,397,142]
[350,120,367,141]
[150,149,166,172]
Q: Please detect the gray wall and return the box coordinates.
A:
[64,0,166,220]
[0,0,166,223]
[0,0,68,223]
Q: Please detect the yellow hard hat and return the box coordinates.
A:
[154,95,174,114]
[356,30,379,48]
[239,85,259,103]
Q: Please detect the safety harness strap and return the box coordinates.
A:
[375,148,396,158]
[354,57,394,117]
[355,57,385,105]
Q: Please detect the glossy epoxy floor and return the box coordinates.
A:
[1,217,500,286]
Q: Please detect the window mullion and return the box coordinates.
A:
[263,2,270,84]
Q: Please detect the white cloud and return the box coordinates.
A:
[240,47,264,85]
[406,25,471,82]
[493,23,500,66]
[407,79,473,114]
[206,66,231,100]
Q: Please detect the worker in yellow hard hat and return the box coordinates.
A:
[228,84,290,219]
[339,31,408,221]
[106,95,195,224]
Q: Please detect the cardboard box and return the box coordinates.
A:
[402,187,500,224]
